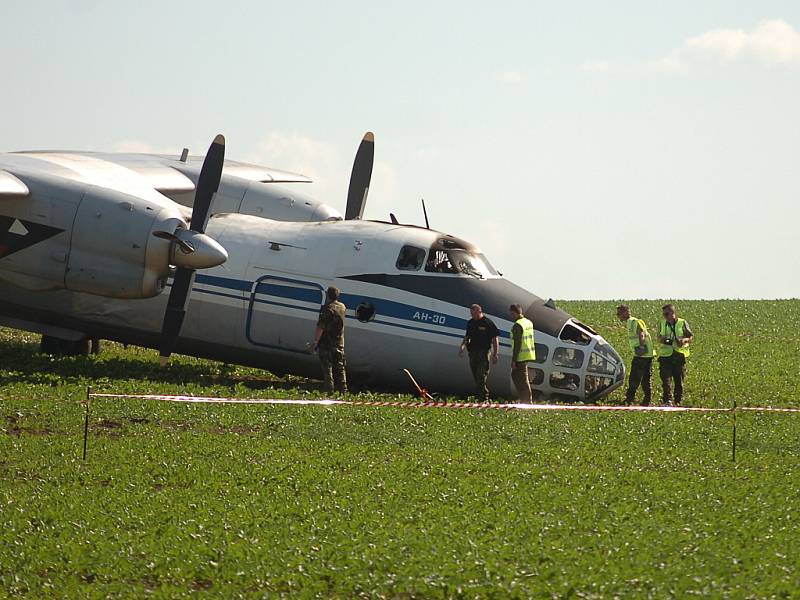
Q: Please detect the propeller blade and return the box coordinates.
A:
[344,132,374,220]
[158,267,195,365]
[191,134,225,233]
[157,133,225,365]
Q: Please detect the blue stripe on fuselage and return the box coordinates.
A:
[193,273,512,343]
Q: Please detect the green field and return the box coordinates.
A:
[1,300,799,598]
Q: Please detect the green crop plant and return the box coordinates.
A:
[1,300,799,597]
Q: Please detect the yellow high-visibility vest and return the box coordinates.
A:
[513,317,536,363]
[658,318,690,357]
[627,316,655,358]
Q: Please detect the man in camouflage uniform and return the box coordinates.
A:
[311,286,347,394]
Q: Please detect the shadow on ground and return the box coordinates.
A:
[0,338,327,395]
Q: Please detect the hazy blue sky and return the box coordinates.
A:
[1,1,798,299]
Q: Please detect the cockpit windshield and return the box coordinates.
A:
[424,245,497,278]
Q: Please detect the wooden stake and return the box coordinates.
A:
[732,397,737,463]
[83,387,91,461]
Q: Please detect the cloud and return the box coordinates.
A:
[497,70,524,84]
[579,59,611,73]
[414,146,440,164]
[245,131,343,206]
[245,131,398,218]
[651,19,800,73]
[246,132,340,182]
[112,139,178,154]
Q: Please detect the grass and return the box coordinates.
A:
[1,300,799,598]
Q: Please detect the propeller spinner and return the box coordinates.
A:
[154,134,227,365]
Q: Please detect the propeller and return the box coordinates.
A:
[155,134,227,365]
[344,132,374,220]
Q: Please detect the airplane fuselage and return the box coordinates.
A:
[0,216,624,400]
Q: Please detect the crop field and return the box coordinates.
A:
[1,300,799,598]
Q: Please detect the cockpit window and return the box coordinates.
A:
[424,248,497,278]
[560,323,592,345]
[396,245,426,271]
[573,320,598,336]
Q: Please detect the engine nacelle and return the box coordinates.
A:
[65,186,185,299]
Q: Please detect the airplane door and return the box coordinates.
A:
[246,275,324,352]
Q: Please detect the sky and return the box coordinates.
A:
[1,0,798,299]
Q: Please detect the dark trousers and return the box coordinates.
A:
[625,357,652,405]
[468,349,491,400]
[511,362,532,402]
[319,346,347,393]
[658,353,686,405]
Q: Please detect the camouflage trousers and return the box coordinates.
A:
[319,346,347,393]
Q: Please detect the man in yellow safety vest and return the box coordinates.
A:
[509,304,536,402]
[657,303,694,405]
[616,305,655,406]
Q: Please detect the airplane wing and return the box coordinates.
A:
[163,157,313,185]
[68,152,313,189]
[0,170,29,198]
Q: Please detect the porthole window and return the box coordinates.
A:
[356,302,375,323]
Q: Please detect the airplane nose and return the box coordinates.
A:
[585,338,625,399]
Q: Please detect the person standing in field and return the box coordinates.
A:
[657,303,694,405]
[311,286,348,394]
[509,303,536,402]
[459,304,500,400]
[616,305,655,406]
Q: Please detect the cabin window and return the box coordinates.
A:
[560,323,591,345]
[553,347,584,368]
[396,246,426,271]
[550,371,580,391]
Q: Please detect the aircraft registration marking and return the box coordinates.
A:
[412,310,447,325]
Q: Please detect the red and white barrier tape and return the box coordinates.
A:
[87,393,800,413]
